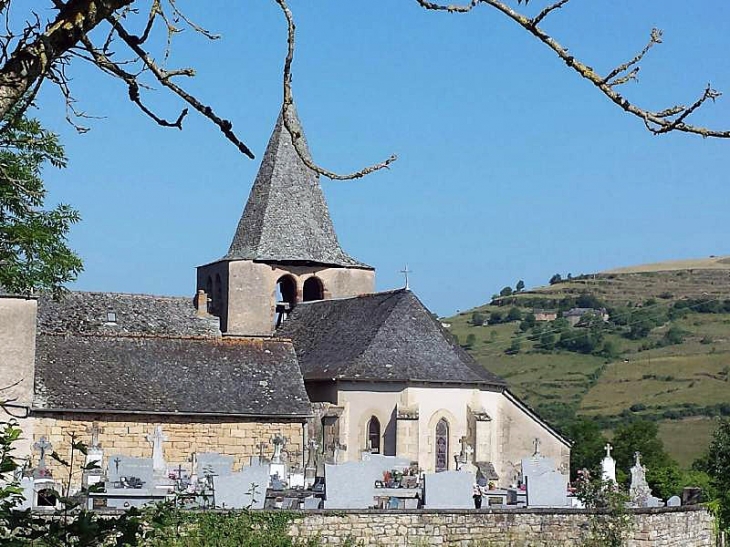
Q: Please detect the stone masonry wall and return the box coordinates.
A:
[288,507,715,546]
[32,413,304,487]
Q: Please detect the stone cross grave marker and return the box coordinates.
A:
[146,426,167,476]
[32,437,53,478]
[87,423,103,450]
[270,434,287,464]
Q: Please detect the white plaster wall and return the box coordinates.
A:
[0,296,37,455]
[335,383,570,485]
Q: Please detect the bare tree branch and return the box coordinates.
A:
[274,0,397,180]
[0,0,136,120]
[107,16,255,158]
[415,0,730,138]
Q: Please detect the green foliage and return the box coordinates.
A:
[0,111,82,297]
[499,286,513,297]
[488,310,504,325]
[515,279,525,292]
[705,418,730,530]
[506,338,521,355]
[471,311,486,326]
[506,307,522,322]
[464,333,476,349]
[661,324,687,346]
[574,472,632,547]
[566,418,607,480]
[549,273,562,285]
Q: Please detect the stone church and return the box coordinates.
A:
[0,106,570,487]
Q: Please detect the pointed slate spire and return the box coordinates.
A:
[225,105,371,269]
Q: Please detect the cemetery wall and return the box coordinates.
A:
[288,506,715,546]
[32,413,304,486]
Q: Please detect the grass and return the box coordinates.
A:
[658,417,719,467]
[443,263,730,466]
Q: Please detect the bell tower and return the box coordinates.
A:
[197,105,375,335]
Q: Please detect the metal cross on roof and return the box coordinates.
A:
[400,264,412,290]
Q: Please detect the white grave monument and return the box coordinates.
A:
[269,433,288,482]
[629,452,662,507]
[601,443,616,484]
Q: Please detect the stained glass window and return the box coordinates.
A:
[368,416,381,453]
[435,418,449,472]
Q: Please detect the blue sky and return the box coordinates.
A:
[33,0,730,316]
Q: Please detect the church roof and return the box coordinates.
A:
[37,291,220,337]
[277,289,506,386]
[33,334,311,418]
[224,107,371,269]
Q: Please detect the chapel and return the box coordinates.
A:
[0,105,570,487]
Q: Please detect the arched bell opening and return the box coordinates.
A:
[303,276,324,302]
[275,275,298,327]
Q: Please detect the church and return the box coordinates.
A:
[0,106,570,488]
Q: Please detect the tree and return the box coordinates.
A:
[488,310,504,325]
[471,311,486,326]
[515,279,525,293]
[499,286,513,297]
[705,418,730,530]
[549,273,562,285]
[506,306,522,322]
[506,337,521,354]
[464,333,477,349]
[566,418,607,480]
[611,420,674,492]
[0,0,728,185]
[0,110,82,296]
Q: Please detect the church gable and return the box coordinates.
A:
[278,289,506,387]
[33,334,311,418]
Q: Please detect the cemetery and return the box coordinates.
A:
[14,422,708,520]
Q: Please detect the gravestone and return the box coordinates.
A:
[324,461,380,509]
[422,470,474,509]
[601,443,616,483]
[521,454,568,507]
[108,455,154,487]
[213,465,269,509]
[629,452,663,507]
[196,453,234,478]
[146,426,167,477]
[667,495,681,507]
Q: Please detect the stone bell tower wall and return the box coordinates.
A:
[197,260,374,336]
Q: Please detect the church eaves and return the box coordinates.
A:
[225,107,371,269]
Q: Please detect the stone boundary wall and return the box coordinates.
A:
[287,506,716,546]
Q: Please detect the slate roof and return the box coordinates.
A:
[37,291,220,337]
[225,106,371,269]
[33,334,310,417]
[277,289,506,386]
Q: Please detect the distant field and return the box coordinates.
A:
[443,260,730,466]
[658,418,719,467]
[605,256,730,274]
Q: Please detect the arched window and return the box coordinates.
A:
[435,418,449,472]
[303,277,324,301]
[275,275,297,327]
[367,416,381,454]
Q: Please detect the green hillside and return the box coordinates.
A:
[444,257,730,467]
